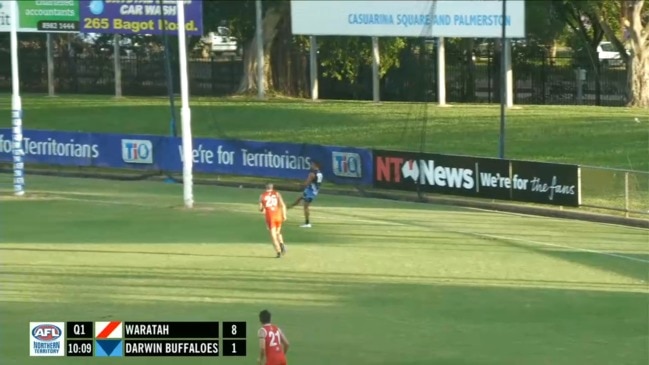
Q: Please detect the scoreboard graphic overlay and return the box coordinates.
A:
[30,321,247,357]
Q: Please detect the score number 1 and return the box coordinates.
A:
[222,321,246,357]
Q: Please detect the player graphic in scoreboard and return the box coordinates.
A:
[258,310,290,365]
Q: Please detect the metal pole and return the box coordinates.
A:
[177,0,193,208]
[498,0,507,159]
[309,35,318,100]
[159,0,177,136]
[372,36,380,103]
[624,171,629,218]
[255,0,265,99]
[46,33,55,97]
[504,39,513,107]
[10,0,24,196]
[437,37,446,106]
[114,34,122,98]
[577,68,585,104]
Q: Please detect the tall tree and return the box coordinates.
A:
[526,0,568,60]
[227,0,406,97]
[554,0,607,105]
[318,36,406,98]
[237,0,288,94]
[595,0,648,107]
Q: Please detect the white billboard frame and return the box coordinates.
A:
[290,0,525,38]
[292,0,523,107]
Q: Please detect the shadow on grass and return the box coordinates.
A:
[330,209,649,283]
[2,262,645,293]
[486,237,649,282]
[0,246,275,260]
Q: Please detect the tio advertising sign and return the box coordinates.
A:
[79,0,203,35]
[291,0,525,38]
[0,129,374,186]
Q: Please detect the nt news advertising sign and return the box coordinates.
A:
[373,150,581,207]
[0,129,372,186]
[291,0,525,38]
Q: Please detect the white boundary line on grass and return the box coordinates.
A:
[479,234,649,264]
[320,208,649,265]
[465,206,649,233]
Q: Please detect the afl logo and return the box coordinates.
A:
[32,324,62,342]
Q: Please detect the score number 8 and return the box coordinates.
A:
[231,324,237,335]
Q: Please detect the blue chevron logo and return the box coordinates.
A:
[95,340,123,357]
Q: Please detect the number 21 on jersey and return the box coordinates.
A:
[268,329,281,347]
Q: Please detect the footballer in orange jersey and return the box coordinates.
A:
[259,183,287,258]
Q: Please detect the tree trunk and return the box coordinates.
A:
[597,0,648,107]
[549,40,558,65]
[626,0,649,107]
[628,48,649,107]
[237,3,285,94]
[270,17,308,97]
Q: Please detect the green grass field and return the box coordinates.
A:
[1,175,648,364]
[1,94,647,215]
[0,94,647,170]
[0,95,647,363]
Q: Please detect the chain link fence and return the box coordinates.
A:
[580,166,649,218]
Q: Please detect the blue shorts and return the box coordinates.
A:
[303,189,317,203]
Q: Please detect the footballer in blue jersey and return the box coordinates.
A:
[289,160,323,228]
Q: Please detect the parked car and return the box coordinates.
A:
[597,41,628,67]
[198,26,242,56]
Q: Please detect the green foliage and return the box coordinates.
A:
[525,0,568,45]
[318,37,406,84]
[201,0,253,41]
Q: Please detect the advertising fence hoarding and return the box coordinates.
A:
[0,129,373,186]
[0,129,585,208]
[373,149,581,207]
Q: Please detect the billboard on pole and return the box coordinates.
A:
[0,0,204,35]
[291,0,525,38]
[79,0,203,35]
[0,0,80,33]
